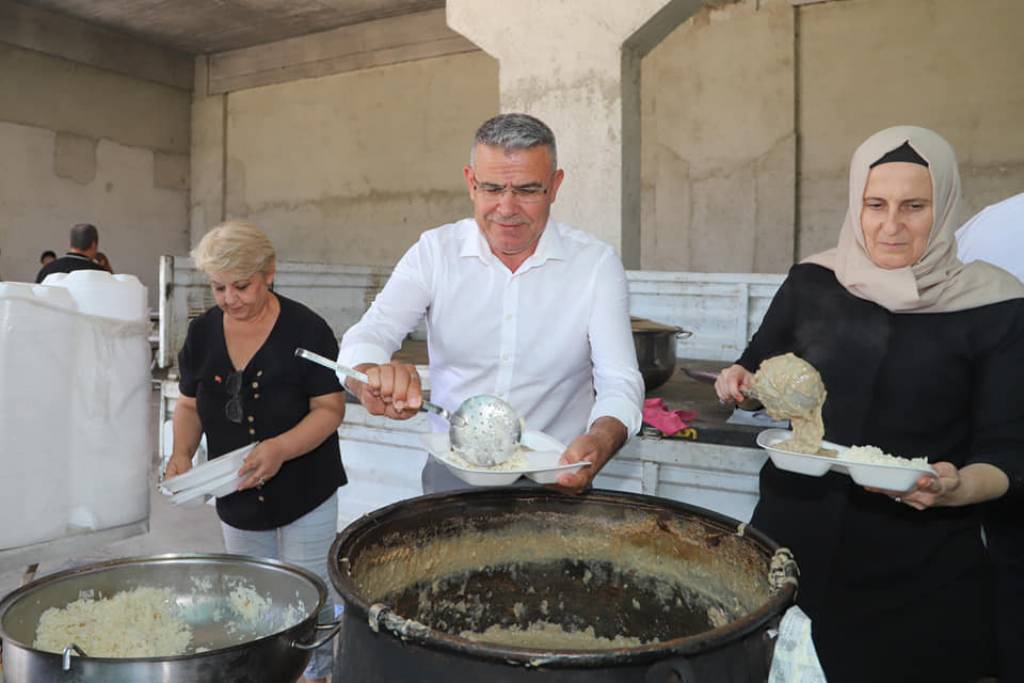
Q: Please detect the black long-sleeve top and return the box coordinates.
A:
[738,263,1024,683]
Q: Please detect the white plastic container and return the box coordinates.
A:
[43,271,151,530]
[43,271,147,322]
[0,283,76,548]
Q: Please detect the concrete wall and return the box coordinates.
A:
[10,0,1012,282]
[0,41,190,301]
[216,51,497,265]
[640,0,1024,272]
[641,0,795,273]
[797,0,1024,258]
[187,9,498,265]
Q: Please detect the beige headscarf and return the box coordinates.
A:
[804,125,1024,312]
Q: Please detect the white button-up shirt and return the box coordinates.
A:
[956,192,1024,283]
[339,218,643,446]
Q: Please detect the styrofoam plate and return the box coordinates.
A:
[162,443,253,493]
[757,428,937,492]
[420,431,588,487]
[168,471,244,505]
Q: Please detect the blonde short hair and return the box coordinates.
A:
[192,220,276,278]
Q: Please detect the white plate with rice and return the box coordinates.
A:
[756,428,937,492]
[421,431,588,487]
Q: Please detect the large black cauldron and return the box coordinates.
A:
[330,489,797,682]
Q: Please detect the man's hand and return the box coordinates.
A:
[349,361,423,420]
[550,417,628,495]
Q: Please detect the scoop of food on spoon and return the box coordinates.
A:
[294,348,522,467]
[718,353,828,455]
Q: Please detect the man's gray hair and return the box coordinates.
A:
[70,223,98,249]
[471,113,557,171]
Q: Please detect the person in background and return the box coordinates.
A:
[94,252,113,273]
[338,113,643,495]
[35,223,107,283]
[162,220,345,683]
[715,127,1024,683]
[39,250,56,267]
[956,191,1023,281]
[955,190,1024,683]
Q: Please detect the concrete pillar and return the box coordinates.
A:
[448,0,702,268]
[189,55,226,245]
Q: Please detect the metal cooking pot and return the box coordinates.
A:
[330,489,798,682]
[0,553,340,683]
[632,317,693,392]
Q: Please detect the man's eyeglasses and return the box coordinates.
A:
[224,371,243,424]
[472,174,551,204]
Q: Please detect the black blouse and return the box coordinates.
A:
[738,264,1024,683]
[178,294,346,531]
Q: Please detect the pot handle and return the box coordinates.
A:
[290,619,343,651]
[62,643,88,671]
[645,656,698,682]
[675,329,693,339]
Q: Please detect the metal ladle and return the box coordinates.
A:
[294,348,522,467]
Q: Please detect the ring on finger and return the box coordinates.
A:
[257,477,266,488]
[894,496,902,504]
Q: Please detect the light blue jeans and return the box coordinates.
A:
[221,492,339,680]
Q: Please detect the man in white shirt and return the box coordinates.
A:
[339,113,643,494]
[956,192,1023,281]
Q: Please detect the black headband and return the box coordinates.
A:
[870,141,929,168]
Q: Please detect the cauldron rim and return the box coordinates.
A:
[0,552,326,663]
[330,488,796,669]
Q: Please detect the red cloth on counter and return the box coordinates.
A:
[642,398,698,436]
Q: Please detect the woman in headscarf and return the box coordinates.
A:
[715,126,1024,683]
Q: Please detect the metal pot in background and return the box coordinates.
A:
[0,553,340,683]
[631,317,693,393]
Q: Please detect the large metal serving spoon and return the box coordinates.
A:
[294,348,522,467]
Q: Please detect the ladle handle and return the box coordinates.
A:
[296,347,451,420]
[737,386,762,411]
[294,347,369,383]
[418,400,452,421]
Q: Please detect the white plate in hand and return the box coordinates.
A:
[756,428,937,492]
[162,443,254,493]
[168,471,245,506]
[420,431,588,487]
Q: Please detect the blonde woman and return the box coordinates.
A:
[164,220,345,683]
